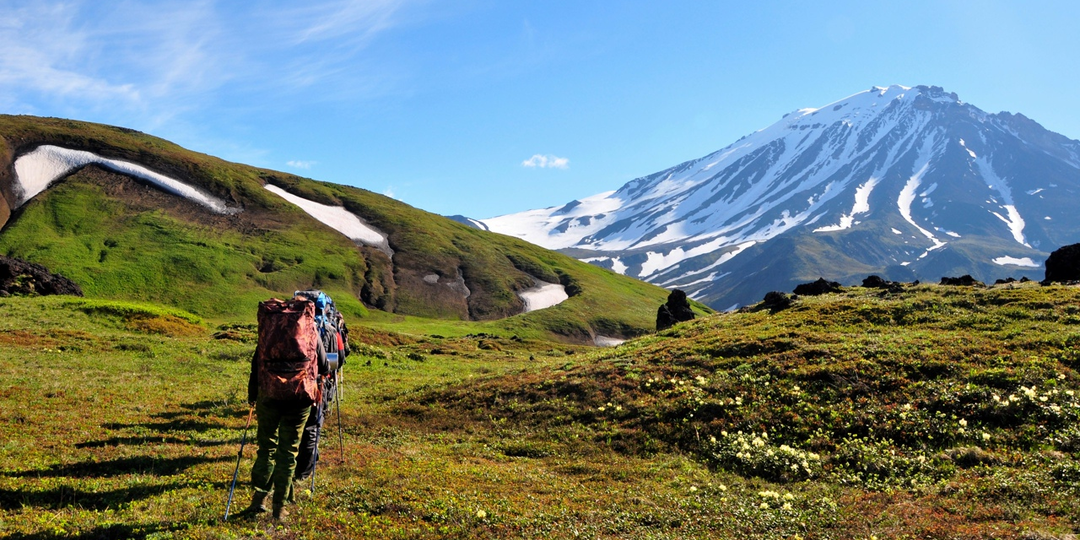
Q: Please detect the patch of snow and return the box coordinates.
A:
[991,256,1040,268]
[640,250,682,278]
[675,271,730,289]
[814,176,879,232]
[959,138,977,158]
[482,190,623,250]
[891,228,902,235]
[13,145,237,214]
[974,155,1029,247]
[897,140,946,253]
[594,335,625,347]
[944,231,961,238]
[264,184,394,257]
[519,279,569,313]
[663,242,755,286]
[610,257,628,275]
[1045,216,1052,220]
[1027,188,1044,195]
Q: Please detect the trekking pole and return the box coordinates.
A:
[310,404,323,493]
[336,369,345,463]
[224,404,255,521]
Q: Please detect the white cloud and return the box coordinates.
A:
[287,160,317,169]
[522,154,569,169]
[383,186,397,199]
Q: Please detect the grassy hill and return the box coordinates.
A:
[0,115,677,341]
[1,282,1078,538]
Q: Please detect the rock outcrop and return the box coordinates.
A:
[656,289,695,331]
[1044,244,1080,283]
[793,278,842,296]
[940,275,983,287]
[0,256,83,297]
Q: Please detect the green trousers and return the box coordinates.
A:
[251,398,311,507]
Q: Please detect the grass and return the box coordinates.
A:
[2,282,1080,538]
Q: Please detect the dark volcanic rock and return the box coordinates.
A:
[757,291,792,313]
[793,278,842,296]
[0,256,83,296]
[862,275,904,293]
[656,289,695,331]
[940,275,983,287]
[1044,243,1080,283]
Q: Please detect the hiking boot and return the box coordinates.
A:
[244,491,269,514]
[272,504,289,522]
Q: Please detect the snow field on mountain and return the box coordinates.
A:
[483,85,949,282]
[813,177,879,232]
[263,184,394,257]
[483,190,621,250]
[973,155,1029,247]
[13,145,236,214]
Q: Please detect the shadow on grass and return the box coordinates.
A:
[97,400,249,435]
[2,522,186,539]
[0,482,202,511]
[102,418,231,432]
[3,455,231,479]
[75,435,230,449]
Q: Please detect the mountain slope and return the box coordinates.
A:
[483,85,1080,308]
[0,115,672,340]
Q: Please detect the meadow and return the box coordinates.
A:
[0,282,1078,539]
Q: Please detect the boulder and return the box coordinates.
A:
[656,289,695,331]
[940,275,983,287]
[1044,243,1080,283]
[862,275,905,293]
[793,278,842,296]
[0,256,83,297]
[758,291,792,312]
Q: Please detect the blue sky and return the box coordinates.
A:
[3,0,1079,218]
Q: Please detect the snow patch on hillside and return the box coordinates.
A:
[264,184,393,257]
[519,279,568,312]
[814,177,879,232]
[13,145,237,214]
[974,156,1029,247]
[992,256,1039,268]
[898,139,947,262]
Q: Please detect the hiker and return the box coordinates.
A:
[245,299,330,521]
[291,291,349,483]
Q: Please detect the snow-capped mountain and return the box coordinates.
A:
[482,85,1080,309]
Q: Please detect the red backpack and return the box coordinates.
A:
[255,298,321,404]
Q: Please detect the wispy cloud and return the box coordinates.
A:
[383,186,397,199]
[287,160,317,169]
[522,154,569,169]
[0,1,422,127]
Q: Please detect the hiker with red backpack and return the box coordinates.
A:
[292,291,349,484]
[243,296,330,522]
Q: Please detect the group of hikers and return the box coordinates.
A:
[230,290,349,522]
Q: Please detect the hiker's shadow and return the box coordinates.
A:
[2,454,231,479]
[91,400,250,448]
[0,520,187,539]
[0,481,203,511]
